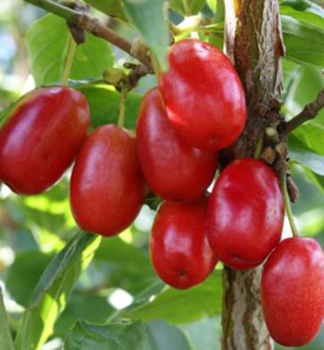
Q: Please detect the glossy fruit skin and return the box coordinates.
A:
[159,39,246,151]
[207,158,284,270]
[150,197,217,289]
[261,237,324,347]
[70,124,146,237]
[0,87,90,195]
[137,87,218,202]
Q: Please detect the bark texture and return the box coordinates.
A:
[221,1,284,349]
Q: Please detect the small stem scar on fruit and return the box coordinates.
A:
[61,35,77,86]
[280,172,299,237]
[118,85,128,127]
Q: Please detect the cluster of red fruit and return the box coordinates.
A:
[0,38,323,347]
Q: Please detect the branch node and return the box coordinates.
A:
[275,142,288,160]
[265,126,280,144]
[260,146,276,165]
[77,13,99,34]
[67,21,85,44]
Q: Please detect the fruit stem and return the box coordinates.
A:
[169,21,223,37]
[280,172,299,237]
[253,134,264,159]
[118,84,128,127]
[151,53,161,77]
[215,0,225,23]
[25,0,77,21]
[61,35,77,86]
[182,0,190,16]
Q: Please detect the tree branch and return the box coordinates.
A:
[26,0,77,19]
[24,0,153,71]
[285,88,324,134]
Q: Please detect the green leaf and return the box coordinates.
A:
[292,123,324,156]
[280,0,324,17]
[26,14,114,86]
[289,134,324,193]
[64,320,148,350]
[0,288,15,350]
[83,0,129,22]
[285,66,324,124]
[5,251,53,307]
[280,0,324,29]
[120,0,169,70]
[280,5,324,29]
[124,271,222,324]
[93,236,156,294]
[207,0,217,13]
[289,148,324,176]
[0,91,35,130]
[75,84,142,130]
[127,280,166,311]
[180,316,222,350]
[0,102,17,129]
[281,15,324,69]
[282,58,299,103]
[64,319,193,350]
[55,294,115,338]
[169,0,206,16]
[304,170,324,194]
[15,231,102,350]
[1,83,142,134]
[146,320,192,350]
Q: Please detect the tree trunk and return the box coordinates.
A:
[221,1,284,349]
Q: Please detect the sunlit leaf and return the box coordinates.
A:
[169,0,206,16]
[281,15,324,69]
[0,91,35,130]
[15,231,101,350]
[120,0,169,70]
[207,0,217,13]
[281,0,324,17]
[83,0,129,22]
[26,14,114,86]
[75,84,142,130]
[281,6,324,29]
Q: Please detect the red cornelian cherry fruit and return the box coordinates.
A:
[159,38,246,151]
[150,197,217,289]
[207,158,284,270]
[137,87,218,202]
[0,87,90,195]
[70,124,147,237]
[261,237,324,347]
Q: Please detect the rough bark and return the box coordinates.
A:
[221,1,284,349]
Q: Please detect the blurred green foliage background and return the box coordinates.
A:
[1,0,324,349]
